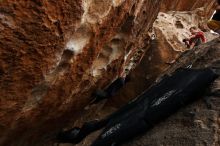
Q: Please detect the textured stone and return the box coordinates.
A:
[0,0,217,146]
[0,0,160,145]
[161,0,216,16]
[62,38,220,146]
[122,37,220,146]
[109,7,219,106]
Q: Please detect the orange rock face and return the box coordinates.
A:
[0,0,160,145]
[0,0,216,145]
[161,0,215,14]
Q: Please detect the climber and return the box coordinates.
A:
[207,0,220,34]
[183,26,206,49]
[90,69,130,104]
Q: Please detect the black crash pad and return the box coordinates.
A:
[57,68,218,146]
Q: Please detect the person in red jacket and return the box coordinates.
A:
[183,26,206,49]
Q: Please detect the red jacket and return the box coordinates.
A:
[194,32,206,43]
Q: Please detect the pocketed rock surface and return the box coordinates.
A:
[0,0,218,146]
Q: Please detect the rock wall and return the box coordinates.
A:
[0,0,161,145]
[0,0,217,145]
[124,37,220,146]
[60,38,220,146]
[109,7,219,107]
[161,0,216,16]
